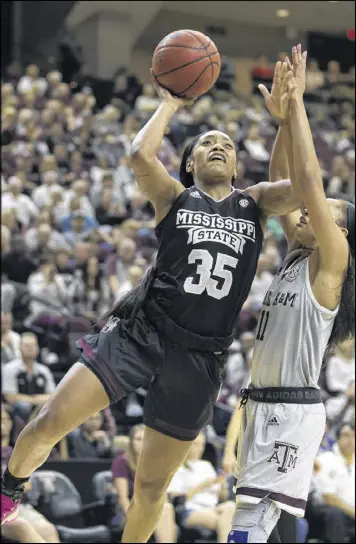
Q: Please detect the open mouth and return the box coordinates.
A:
[208,153,226,163]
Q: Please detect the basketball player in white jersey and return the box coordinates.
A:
[227,47,355,543]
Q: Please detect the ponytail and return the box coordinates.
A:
[326,201,355,353]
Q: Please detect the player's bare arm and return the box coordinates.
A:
[246,61,303,220]
[130,75,193,224]
[288,46,349,310]
[268,118,301,248]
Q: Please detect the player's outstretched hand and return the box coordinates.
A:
[285,44,307,98]
[150,69,196,110]
[258,61,296,121]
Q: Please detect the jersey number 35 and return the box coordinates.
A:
[183,249,238,300]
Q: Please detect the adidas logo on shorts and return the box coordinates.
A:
[190,191,202,198]
[267,417,279,426]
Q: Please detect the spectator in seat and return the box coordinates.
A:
[1,405,60,543]
[28,257,67,316]
[168,432,235,543]
[25,222,70,257]
[68,411,113,459]
[31,170,61,209]
[326,338,355,395]
[63,210,96,247]
[117,265,144,299]
[243,124,270,163]
[326,60,342,84]
[112,424,177,542]
[307,423,355,543]
[2,233,38,285]
[1,311,21,366]
[17,64,47,96]
[2,333,56,423]
[1,176,38,228]
[62,179,95,218]
[106,237,137,298]
[305,59,325,92]
[251,55,274,82]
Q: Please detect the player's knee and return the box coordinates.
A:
[31,404,66,443]
[228,500,280,543]
[134,473,168,505]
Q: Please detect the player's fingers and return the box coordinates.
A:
[272,61,282,85]
[285,57,293,72]
[297,44,302,62]
[292,46,298,66]
[258,84,271,100]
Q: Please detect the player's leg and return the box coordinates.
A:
[7,362,109,480]
[122,426,193,543]
[227,499,281,544]
[1,362,110,525]
[154,501,178,543]
[1,515,48,543]
[215,501,236,542]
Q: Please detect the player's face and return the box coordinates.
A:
[295,199,345,247]
[188,131,237,185]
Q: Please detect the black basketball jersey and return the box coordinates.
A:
[148,185,264,339]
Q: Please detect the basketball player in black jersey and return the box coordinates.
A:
[1,66,300,542]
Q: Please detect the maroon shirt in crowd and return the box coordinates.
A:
[111,453,135,500]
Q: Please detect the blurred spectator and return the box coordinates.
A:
[112,424,177,542]
[251,55,274,82]
[326,338,355,395]
[2,333,56,422]
[17,64,47,96]
[31,170,61,209]
[2,176,38,227]
[63,210,96,247]
[135,84,161,120]
[25,222,70,257]
[67,411,113,459]
[308,423,355,543]
[106,237,137,297]
[306,59,326,92]
[168,432,235,543]
[28,257,67,316]
[1,312,21,365]
[117,265,145,299]
[2,233,38,284]
[67,255,110,318]
[243,124,270,162]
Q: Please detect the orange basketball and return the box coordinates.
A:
[152,29,221,99]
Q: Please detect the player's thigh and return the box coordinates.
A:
[144,346,224,441]
[34,362,110,441]
[133,426,193,500]
[229,499,281,544]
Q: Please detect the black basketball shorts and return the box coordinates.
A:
[77,311,225,441]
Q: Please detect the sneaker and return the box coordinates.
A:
[1,493,21,525]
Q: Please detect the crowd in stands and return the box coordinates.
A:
[1,51,355,543]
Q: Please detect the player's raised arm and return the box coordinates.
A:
[269,114,301,248]
[288,47,349,279]
[247,62,303,219]
[130,76,193,223]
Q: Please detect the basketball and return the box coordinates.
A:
[152,30,221,99]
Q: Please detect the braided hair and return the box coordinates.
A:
[179,134,203,188]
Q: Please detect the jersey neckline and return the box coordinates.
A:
[194,186,237,203]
